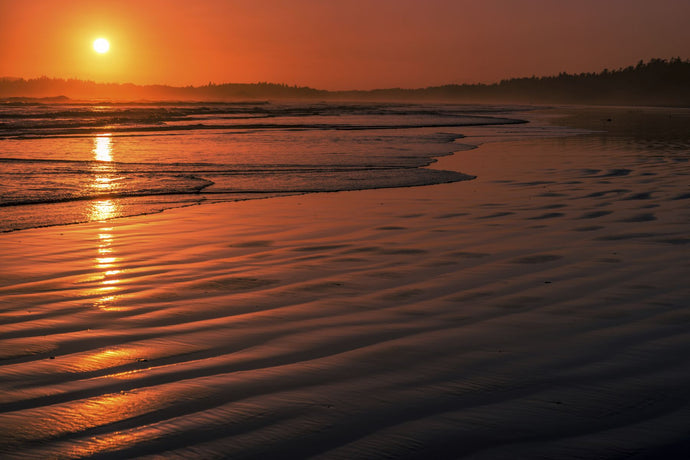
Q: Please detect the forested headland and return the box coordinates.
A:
[1,58,688,106]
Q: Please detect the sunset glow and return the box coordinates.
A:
[1,0,688,89]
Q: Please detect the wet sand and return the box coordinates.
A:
[1,107,689,459]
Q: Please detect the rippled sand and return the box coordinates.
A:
[1,107,689,459]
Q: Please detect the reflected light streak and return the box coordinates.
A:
[61,390,181,457]
[91,200,117,222]
[94,236,122,309]
[81,348,141,369]
[3,387,164,456]
[96,257,117,267]
[94,135,113,162]
[93,177,119,192]
[94,294,123,311]
[90,135,122,223]
[90,136,124,310]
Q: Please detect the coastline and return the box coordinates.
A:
[1,106,689,458]
[0,102,527,234]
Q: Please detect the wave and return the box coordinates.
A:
[0,102,526,231]
[0,120,525,140]
[0,101,526,138]
[0,164,470,207]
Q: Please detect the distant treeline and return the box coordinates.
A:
[360,58,690,106]
[1,58,689,106]
[0,79,323,101]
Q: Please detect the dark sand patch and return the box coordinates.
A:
[293,281,348,292]
[293,244,351,252]
[598,258,623,263]
[332,257,367,263]
[512,254,563,264]
[343,246,380,254]
[190,277,278,292]
[601,168,632,177]
[376,226,407,231]
[585,189,630,198]
[538,204,568,210]
[367,271,406,279]
[655,238,690,245]
[528,212,565,220]
[619,213,657,223]
[579,210,613,219]
[294,254,330,262]
[539,192,568,197]
[516,181,557,186]
[573,225,605,232]
[449,290,494,302]
[577,168,602,176]
[378,248,428,255]
[449,251,490,259]
[380,289,425,301]
[494,296,544,309]
[628,284,656,290]
[435,213,470,219]
[596,233,659,241]
[229,240,274,248]
[426,259,460,267]
[625,192,653,200]
[479,212,514,219]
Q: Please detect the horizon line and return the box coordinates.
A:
[3,57,688,93]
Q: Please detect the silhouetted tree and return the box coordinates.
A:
[1,59,688,105]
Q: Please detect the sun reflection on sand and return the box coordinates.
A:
[90,136,124,311]
[3,388,166,456]
[92,222,123,312]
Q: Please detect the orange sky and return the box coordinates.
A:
[1,0,689,90]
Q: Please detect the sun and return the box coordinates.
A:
[93,38,110,54]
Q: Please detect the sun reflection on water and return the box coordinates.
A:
[90,135,124,311]
[91,135,122,198]
[94,135,113,162]
[91,199,118,222]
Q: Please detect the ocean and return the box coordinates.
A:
[0,101,528,232]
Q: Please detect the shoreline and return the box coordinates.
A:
[1,106,689,458]
[0,102,532,233]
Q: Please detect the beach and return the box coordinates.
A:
[1,106,689,459]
